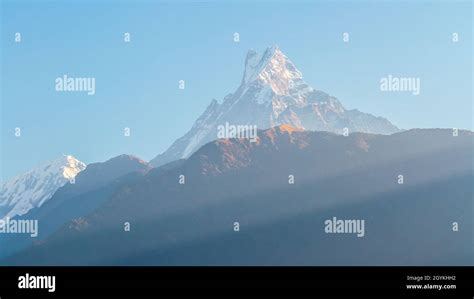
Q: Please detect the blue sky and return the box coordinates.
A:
[1,0,472,180]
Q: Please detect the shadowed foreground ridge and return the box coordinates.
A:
[3,126,473,266]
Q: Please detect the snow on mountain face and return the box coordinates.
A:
[150,45,400,167]
[0,155,86,219]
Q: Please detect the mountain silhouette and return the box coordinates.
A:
[4,126,471,265]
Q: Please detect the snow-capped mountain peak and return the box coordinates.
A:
[62,155,86,180]
[0,155,86,219]
[242,45,305,96]
[150,46,400,167]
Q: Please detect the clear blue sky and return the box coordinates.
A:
[1,0,472,181]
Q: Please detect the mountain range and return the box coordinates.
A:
[3,126,472,265]
[0,46,471,266]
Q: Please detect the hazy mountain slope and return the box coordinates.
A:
[0,154,151,260]
[4,127,471,265]
[116,174,473,266]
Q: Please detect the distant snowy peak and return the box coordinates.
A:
[0,155,86,219]
[150,46,400,167]
[244,46,304,91]
[58,156,86,180]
